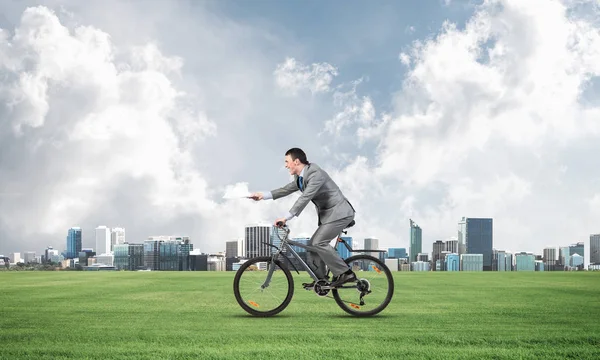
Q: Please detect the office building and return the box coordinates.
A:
[445,239,459,254]
[458,217,493,271]
[409,219,422,262]
[66,227,82,259]
[338,236,353,260]
[245,223,273,258]
[110,227,126,252]
[543,247,557,271]
[461,254,483,271]
[388,248,407,259]
[432,240,445,270]
[446,253,459,271]
[364,237,379,259]
[113,244,144,270]
[226,241,238,258]
[591,234,600,264]
[515,252,535,271]
[95,226,111,255]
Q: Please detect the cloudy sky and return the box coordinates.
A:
[1,0,599,264]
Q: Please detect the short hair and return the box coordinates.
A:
[285,148,309,164]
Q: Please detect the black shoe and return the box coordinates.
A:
[330,271,357,288]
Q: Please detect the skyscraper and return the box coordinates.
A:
[409,219,422,263]
[543,247,557,271]
[591,234,600,264]
[569,242,585,269]
[226,241,238,258]
[245,223,273,258]
[445,239,458,254]
[110,227,126,252]
[66,227,82,259]
[458,217,493,271]
[432,240,445,270]
[95,226,111,255]
[364,237,379,259]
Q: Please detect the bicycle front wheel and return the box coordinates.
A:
[332,254,394,317]
[233,256,294,317]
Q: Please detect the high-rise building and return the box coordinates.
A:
[364,237,379,259]
[226,241,238,258]
[571,253,584,268]
[95,226,111,255]
[23,252,36,264]
[66,227,82,259]
[270,226,287,254]
[114,244,143,270]
[432,240,445,270]
[338,236,353,260]
[445,239,458,254]
[458,217,493,271]
[568,242,584,269]
[457,219,467,255]
[495,250,507,271]
[409,219,422,262]
[10,253,22,264]
[591,234,600,264]
[505,252,513,271]
[110,228,126,252]
[543,247,557,271]
[244,223,273,258]
[559,246,570,268]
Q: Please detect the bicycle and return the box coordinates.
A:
[233,220,394,317]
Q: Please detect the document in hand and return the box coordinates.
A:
[222,183,252,199]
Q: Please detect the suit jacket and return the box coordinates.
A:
[271,163,355,225]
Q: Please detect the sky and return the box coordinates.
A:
[1,0,600,265]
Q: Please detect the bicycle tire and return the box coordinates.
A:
[332,254,394,317]
[233,256,294,317]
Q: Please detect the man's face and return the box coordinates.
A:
[284,155,300,175]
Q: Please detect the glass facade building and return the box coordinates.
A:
[460,217,493,271]
[446,254,460,271]
[409,219,422,262]
[388,248,407,259]
[66,227,82,259]
[337,236,352,260]
[515,252,535,271]
[461,254,483,271]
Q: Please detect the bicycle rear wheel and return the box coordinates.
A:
[332,254,394,317]
[233,256,294,317]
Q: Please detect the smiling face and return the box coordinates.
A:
[284,154,302,176]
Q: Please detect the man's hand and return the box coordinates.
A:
[248,192,264,201]
[274,217,287,227]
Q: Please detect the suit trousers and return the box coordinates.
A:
[307,214,355,278]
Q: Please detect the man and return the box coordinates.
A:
[249,147,357,288]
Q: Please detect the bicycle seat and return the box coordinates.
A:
[345,220,355,229]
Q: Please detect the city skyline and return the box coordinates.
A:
[2,218,596,269]
[2,1,600,264]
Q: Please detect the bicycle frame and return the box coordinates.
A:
[259,225,386,289]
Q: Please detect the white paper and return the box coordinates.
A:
[222,182,252,199]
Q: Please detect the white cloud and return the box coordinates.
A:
[323,0,600,258]
[322,79,376,137]
[0,6,217,236]
[273,57,338,95]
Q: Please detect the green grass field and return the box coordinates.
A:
[1,271,599,359]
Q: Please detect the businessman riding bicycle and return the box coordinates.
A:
[249,147,358,289]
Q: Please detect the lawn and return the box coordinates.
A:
[1,271,599,359]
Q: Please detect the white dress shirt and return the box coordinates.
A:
[260,166,305,222]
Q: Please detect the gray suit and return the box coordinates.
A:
[271,163,355,277]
